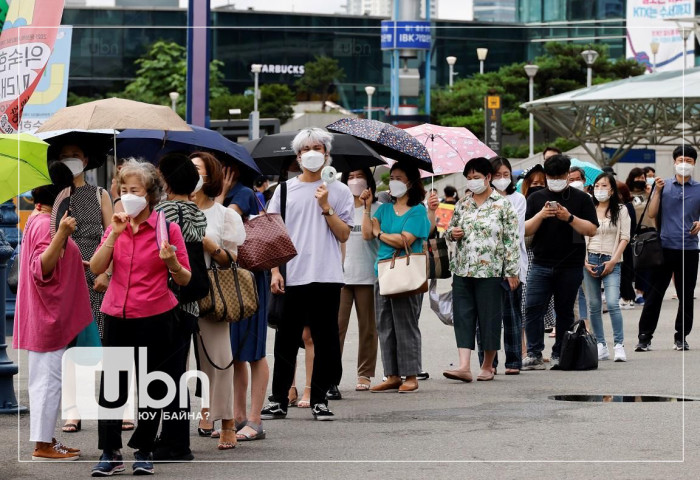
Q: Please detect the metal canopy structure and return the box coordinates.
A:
[521,68,700,165]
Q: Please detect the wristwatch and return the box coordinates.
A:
[322,207,335,217]
[567,214,575,224]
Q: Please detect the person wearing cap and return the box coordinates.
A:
[636,145,700,352]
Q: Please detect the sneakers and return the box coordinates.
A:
[634,341,651,352]
[597,343,610,361]
[311,403,335,421]
[260,402,287,420]
[91,451,125,476]
[132,451,154,476]
[674,340,690,351]
[32,441,80,461]
[549,357,561,370]
[521,355,546,370]
[614,344,627,362]
[416,371,430,380]
[634,295,645,305]
[619,299,634,310]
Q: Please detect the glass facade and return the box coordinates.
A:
[518,0,626,23]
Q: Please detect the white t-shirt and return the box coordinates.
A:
[344,203,380,285]
[268,177,355,286]
[201,202,246,267]
[507,191,529,284]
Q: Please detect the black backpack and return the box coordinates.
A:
[165,205,209,304]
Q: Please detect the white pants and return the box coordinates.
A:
[28,348,65,443]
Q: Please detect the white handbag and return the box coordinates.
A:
[378,234,428,297]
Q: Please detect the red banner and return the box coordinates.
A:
[0,0,64,133]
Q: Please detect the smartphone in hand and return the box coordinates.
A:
[592,264,605,277]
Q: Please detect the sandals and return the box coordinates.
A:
[236,422,266,442]
[198,419,214,437]
[62,420,81,433]
[297,386,311,408]
[288,386,298,407]
[121,421,134,431]
[217,428,237,450]
[355,376,371,391]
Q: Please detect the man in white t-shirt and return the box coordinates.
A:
[261,128,354,421]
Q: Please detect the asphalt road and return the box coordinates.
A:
[1,284,698,479]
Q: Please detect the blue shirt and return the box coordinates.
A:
[373,203,430,275]
[224,182,259,218]
[659,177,700,250]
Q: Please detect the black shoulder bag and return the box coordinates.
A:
[630,183,664,270]
[267,182,287,330]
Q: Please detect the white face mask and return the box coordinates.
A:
[300,150,326,172]
[389,180,408,198]
[594,189,611,202]
[569,180,584,191]
[347,178,368,197]
[121,193,148,217]
[466,178,488,195]
[646,177,655,186]
[547,178,568,192]
[60,158,84,177]
[675,162,694,177]
[193,175,204,193]
[492,178,511,192]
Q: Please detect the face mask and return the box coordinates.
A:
[675,162,694,177]
[193,175,204,193]
[492,178,511,192]
[121,193,148,217]
[389,180,408,198]
[594,189,611,202]
[633,180,647,191]
[527,185,545,197]
[347,178,368,197]
[569,181,584,191]
[547,179,568,192]
[646,177,655,186]
[466,178,487,195]
[60,158,84,177]
[300,150,326,172]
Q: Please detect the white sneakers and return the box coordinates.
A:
[613,344,627,362]
[597,343,610,360]
[619,299,635,310]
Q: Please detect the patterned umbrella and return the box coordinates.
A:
[570,158,603,186]
[326,118,433,172]
[404,124,496,178]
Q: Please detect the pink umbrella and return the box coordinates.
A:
[397,124,497,178]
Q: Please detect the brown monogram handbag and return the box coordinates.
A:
[198,250,259,323]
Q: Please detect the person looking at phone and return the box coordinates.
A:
[583,173,631,362]
[522,154,598,370]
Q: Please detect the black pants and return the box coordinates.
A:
[638,249,699,343]
[157,311,197,455]
[272,283,342,408]
[620,246,636,301]
[98,310,178,453]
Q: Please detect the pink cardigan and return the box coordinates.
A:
[13,214,92,352]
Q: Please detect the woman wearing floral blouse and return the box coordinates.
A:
[443,157,520,382]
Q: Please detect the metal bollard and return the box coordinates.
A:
[0,229,27,414]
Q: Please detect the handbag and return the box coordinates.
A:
[425,236,451,280]
[267,182,289,330]
[378,233,428,297]
[198,250,259,323]
[559,319,598,371]
[428,279,453,326]
[173,205,210,303]
[236,185,297,271]
[630,183,664,270]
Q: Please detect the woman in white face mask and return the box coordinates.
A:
[583,173,631,363]
[444,157,520,382]
[89,160,192,475]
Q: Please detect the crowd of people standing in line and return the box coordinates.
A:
[12,128,700,474]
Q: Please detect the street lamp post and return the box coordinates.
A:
[581,49,599,87]
[364,86,375,120]
[250,64,262,140]
[523,64,539,158]
[169,91,179,112]
[476,48,488,74]
[446,56,457,88]
[680,26,692,70]
[650,41,660,73]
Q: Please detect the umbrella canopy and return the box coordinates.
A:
[404,124,496,178]
[36,129,117,171]
[243,131,386,175]
[570,158,603,186]
[36,98,192,133]
[116,125,260,177]
[326,118,433,172]
[0,133,51,204]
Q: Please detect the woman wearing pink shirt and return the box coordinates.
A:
[13,162,90,461]
[89,160,191,477]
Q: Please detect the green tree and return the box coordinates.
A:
[209,84,295,123]
[295,55,346,112]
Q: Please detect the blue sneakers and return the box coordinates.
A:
[132,451,154,476]
[91,451,125,477]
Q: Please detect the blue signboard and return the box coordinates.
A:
[603,147,656,164]
[381,21,431,50]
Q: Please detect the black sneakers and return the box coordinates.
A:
[260,402,287,420]
[635,341,651,352]
[674,340,690,351]
[312,403,335,421]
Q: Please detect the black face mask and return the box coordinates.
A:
[632,181,646,191]
[527,185,545,197]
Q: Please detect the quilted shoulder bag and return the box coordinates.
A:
[378,233,428,297]
[198,250,259,323]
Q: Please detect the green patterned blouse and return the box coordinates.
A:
[445,190,520,279]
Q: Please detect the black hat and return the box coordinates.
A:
[602,166,616,176]
[523,164,544,179]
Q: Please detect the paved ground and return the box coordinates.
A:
[1,284,699,479]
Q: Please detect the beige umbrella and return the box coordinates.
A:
[36,97,191,133]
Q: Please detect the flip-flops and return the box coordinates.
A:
[62,420,81,433]
[236,422,266,442]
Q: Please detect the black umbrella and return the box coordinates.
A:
[326,118,433,173]
[37,129,117,171]
[243,131,386,175]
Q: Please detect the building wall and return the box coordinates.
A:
[474,0,517,22]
